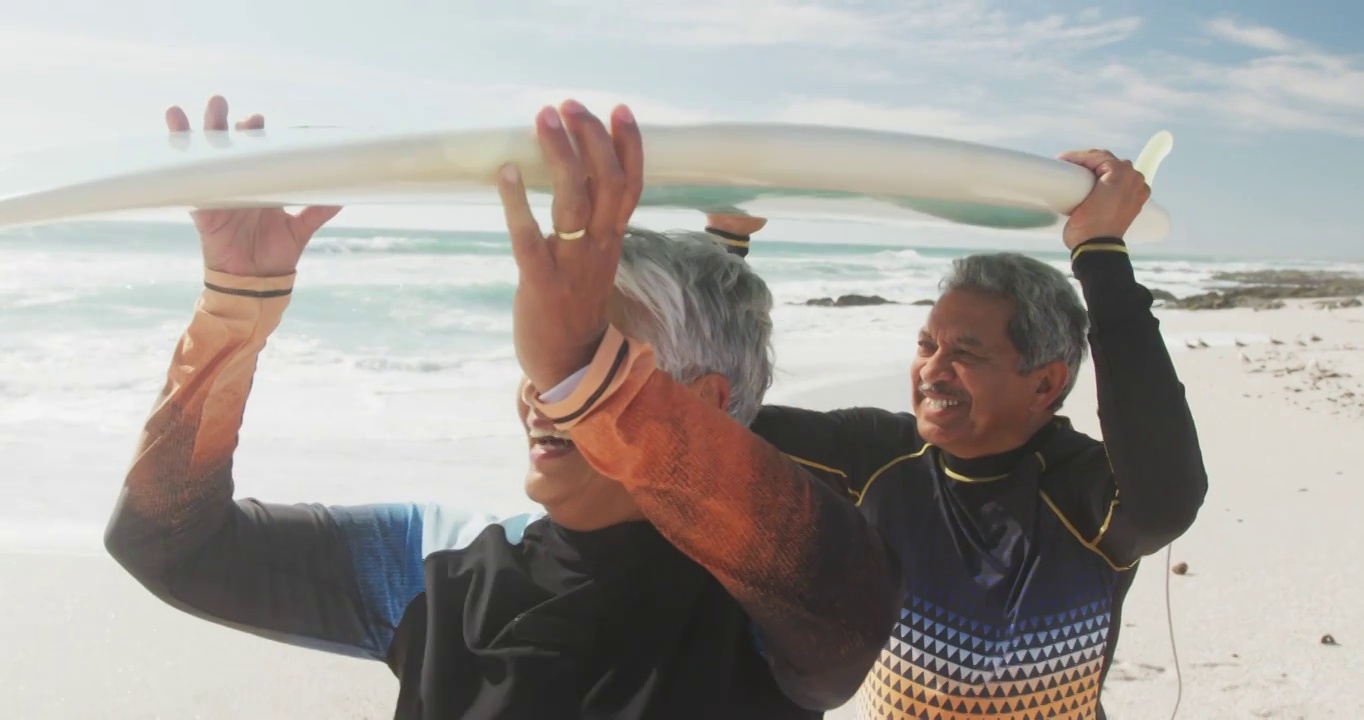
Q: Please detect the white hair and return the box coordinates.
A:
[613,227,775,424]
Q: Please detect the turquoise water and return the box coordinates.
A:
[0,219,1317,362]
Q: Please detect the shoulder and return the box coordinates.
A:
[1034,419,1128,570]
[365,505,547,618]
[753,404,917,455]
[754,404,922,499]
[754,403,909,430]
[1035,417,1108,475]
[418,504,550,557]
[323,502,548,561]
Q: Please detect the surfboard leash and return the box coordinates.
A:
[1165,542,1184,720]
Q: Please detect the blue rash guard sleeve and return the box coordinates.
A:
[102,270,547,663]
[111,497,543,661]
[109,490,542,660]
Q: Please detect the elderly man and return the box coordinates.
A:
[696,155,1208,718]
[104,96,901,719]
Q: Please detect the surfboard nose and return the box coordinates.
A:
[1134,131,1174,187]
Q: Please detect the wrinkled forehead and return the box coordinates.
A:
[920,290,1015,349]
[918,326,989,350]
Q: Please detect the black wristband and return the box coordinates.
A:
[704,226,750,242]
[543,339,631,425]
[704,226,751,258]
[1069,237,1128,262]
[204,282,293,299]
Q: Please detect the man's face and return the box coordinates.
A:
[516,378,607,507]
[910,289,1064,458]
[514,294,637,516]
[513,290,736,524]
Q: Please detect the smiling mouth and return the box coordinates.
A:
[918,384,966,410]
[529,427,576,450]
[922,397,964,409]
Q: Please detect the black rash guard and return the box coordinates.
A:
[750,239,1208,719]
[386,516,829,718]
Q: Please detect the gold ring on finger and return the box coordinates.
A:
[556,227,587,241]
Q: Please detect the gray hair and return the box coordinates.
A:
[940,253,1089,411]
[613,227,775,424]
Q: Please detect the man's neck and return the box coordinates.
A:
[544,497,646,532]
[940,419,1057,481]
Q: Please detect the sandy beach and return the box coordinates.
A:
[3,279,1363,718]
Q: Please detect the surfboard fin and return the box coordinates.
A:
[1134,131,1174,188]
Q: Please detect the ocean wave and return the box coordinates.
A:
[768,274,947,305]
[871,248,926,261]
[0,290,85,308]
[308,235,446,253]
[5,220,1360,445]
[352,356,468,373]
[308,232,513,256]
[347,351,515,374]
[300,252,518,288]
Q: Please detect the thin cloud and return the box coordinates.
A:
[3,6,1361,162]
[1222,54,1364,112]
[0,24,489,96]
[1203,17,1300,53]
[772,96,1033,143]
[842,12,1364,143]
[771,94,1143,150]
[1173,19,1364,136]
[0,23,712,137]
[547,0,894,47]
[549,0,1142,55]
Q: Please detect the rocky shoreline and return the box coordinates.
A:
[1155,269,1364,311]
[800,294,926,308]
[798,269,1364,311]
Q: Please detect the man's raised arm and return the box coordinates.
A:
[1069,239,1208,568]
[104,272,412,659]
[534,331,902,711]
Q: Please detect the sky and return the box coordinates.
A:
[0,0,1360,259]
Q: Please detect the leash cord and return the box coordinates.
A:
[1166,543,1183,720]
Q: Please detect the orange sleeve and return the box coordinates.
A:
[563,336,902,709]
[104,270,294,575]
[103,272,431,660]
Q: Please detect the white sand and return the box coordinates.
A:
[3,300,1362,719]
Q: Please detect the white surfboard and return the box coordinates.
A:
[0,124,1174,242]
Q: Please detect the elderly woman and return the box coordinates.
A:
[103,96,901,719]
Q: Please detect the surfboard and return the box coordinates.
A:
[0,124,1174,242]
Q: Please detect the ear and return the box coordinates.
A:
[685,373,732,413]
[1028,361,1070,412]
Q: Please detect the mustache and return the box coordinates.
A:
[918,383,966,399]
